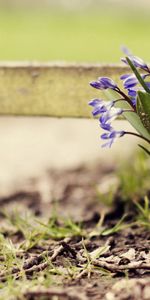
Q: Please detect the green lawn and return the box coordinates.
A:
[0,9,150,62]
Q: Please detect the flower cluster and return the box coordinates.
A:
[89,50,150,152]
[89,98,125,147]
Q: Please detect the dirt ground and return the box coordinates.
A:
[0,163,149,300]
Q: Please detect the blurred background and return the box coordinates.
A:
[0,0,149,199]
[0,0,150,62]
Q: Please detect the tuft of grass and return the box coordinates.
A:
[92,151,150,236]
[135,196,150,228]
[0,208,86,299]
[101,215,130,236]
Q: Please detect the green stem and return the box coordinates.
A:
[125,131,150,144]
[126,57,150,94]
[117,89,136,111]
[138,144,150,156]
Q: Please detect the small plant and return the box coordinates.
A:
[135,196,150,228]
[89,48,150,154]
[118,151,150,201]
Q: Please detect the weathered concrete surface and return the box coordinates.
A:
[0,63,128,117]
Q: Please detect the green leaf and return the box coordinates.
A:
[137,91,150,133]
[101,214,128,236]
[104,89,150,140]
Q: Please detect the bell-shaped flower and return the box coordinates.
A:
[90,77,118,90]
[88,99,114,116]
[101,130,125,148]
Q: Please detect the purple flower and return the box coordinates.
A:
[127,88,137,98]
[127,89,137,106]
[90,77,118,90]
[120,73,150,106]
[100,122,113,131]
[121,56,149,72]
[120,74,139,106]
[120,46,132,56]
[120,73,147,90]
[120,74,138,89]
[101,130,125,148]
[99,108,123,125]
[88,99,114,116]
[120,72,150,106]
[89,47,150,150]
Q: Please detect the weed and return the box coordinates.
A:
[135,196,150,228]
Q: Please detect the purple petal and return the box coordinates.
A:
[100,123,113,131]
[101,140,114,148]
[121,55,149,71]
[120,74,131,80]
[128,89,137,97]
[101,133,109,140]
[121,46,132,56]
[90,81,103,89]
[89,99,115,117]
[100,129,125,148]
[98,77,117,89]
[92,106,107,116]
[132,56,148,70]
[89,99,102,106]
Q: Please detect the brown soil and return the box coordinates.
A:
[0,164,150,300]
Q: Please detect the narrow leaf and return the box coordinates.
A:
[137,91,150,132]
[126,57,150,93]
